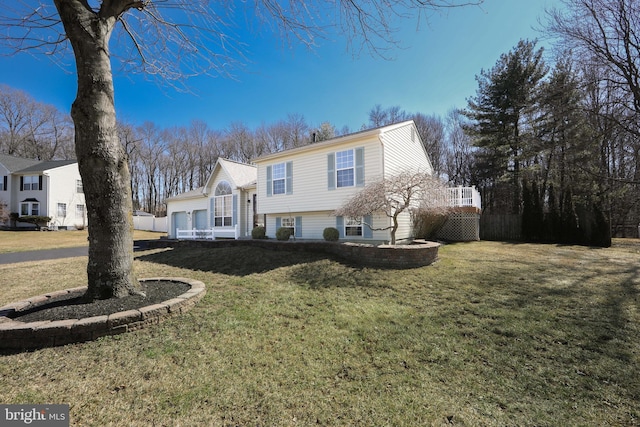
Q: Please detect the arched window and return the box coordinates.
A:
[214,181,233,226]
[215,181,232,196]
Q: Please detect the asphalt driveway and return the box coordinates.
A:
[0,241,153,265]
[0,246,88,265]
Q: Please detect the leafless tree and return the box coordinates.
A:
[412,113,446,177]
[545,0,640,122]
[367,104,410,128]
[444,108,475,185]
[545,0,640,234]
[0,84,74,159]
[0,0,482,299]
[333,170,448,244]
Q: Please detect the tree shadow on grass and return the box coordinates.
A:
[135,245,393,290]
[286,259,394,290]
[135,246,340,276]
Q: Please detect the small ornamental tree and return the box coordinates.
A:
[0,201,8,225]
[333,170,449,244]
[16,215,52,230]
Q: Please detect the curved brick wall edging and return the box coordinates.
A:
[142,239,440,269]
[0,277,206,351]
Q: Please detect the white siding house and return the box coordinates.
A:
[0,154,87,229]
[165,158,257,239]
[253,120,434,243]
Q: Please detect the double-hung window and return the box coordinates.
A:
[281,217,295,236]
[345,217,363,236]
[76,204,85,219]
[22,175,39,191]
[328,147,364,190]
[336,149,354,188]
[20,202,39,216]
[76,180,83,193]
[57,203,67,217]
[214,181,233,227]
[272,163,286,195]
[0,176,6,191]
[266,161,293,196]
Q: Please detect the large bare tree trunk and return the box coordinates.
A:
[54,0,140,300]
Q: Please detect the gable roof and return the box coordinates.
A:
[166,158,257,202]
[15,159,78,174]
[0,154,41,173]
[165,186,207,202]
[252,120,418,163]
[203,158,257,194]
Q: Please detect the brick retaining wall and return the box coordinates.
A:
[142,239,440,269]
[0,277,206,351]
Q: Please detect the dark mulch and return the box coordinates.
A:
[10,280,190,323]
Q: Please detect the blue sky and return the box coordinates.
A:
[0,0,555,132]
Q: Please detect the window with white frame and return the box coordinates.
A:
[335,149,355,187]
[22,175,39,191]
[345,217,363,236]
[214,181,233,227]
[20,201,39,216]
[57,203,67,217]
[272,163,286,195]
[267,161,292,196]
[76,180,83,193]
[281,217,295,235]
[76,204,85,219]
[0,176,5,191]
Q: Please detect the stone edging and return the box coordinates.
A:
[0,277,206,351]
[142,239,440,269]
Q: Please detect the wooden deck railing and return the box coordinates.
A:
[437,186,481,210]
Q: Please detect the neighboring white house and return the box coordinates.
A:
[0,154,87,229]
[165,158,257,239]
[253,120,434,242]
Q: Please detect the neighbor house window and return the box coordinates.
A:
[336,149,354,188]
[20,202,39,216]
[57,203,67,217]
[76,204,85,219]
[22,175,39,191]
[214,181,232,227]
[345,217,363,236]
[0,176,6,191]
[76,180,83,193]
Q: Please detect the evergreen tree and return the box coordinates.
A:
[465,39,547,214]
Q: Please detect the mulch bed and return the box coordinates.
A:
[10,280,190,323]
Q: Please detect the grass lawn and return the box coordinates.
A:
[0,239,638,426]
[0,229,166,253]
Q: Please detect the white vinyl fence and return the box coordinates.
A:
[133,215,167,233]
[176,225,239,240]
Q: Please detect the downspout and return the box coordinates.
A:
[43,171,50,227]
[379,132,391,239]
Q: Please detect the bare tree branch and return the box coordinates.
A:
[1,0,483,84]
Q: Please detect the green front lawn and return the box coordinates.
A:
[1,240,638,426]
